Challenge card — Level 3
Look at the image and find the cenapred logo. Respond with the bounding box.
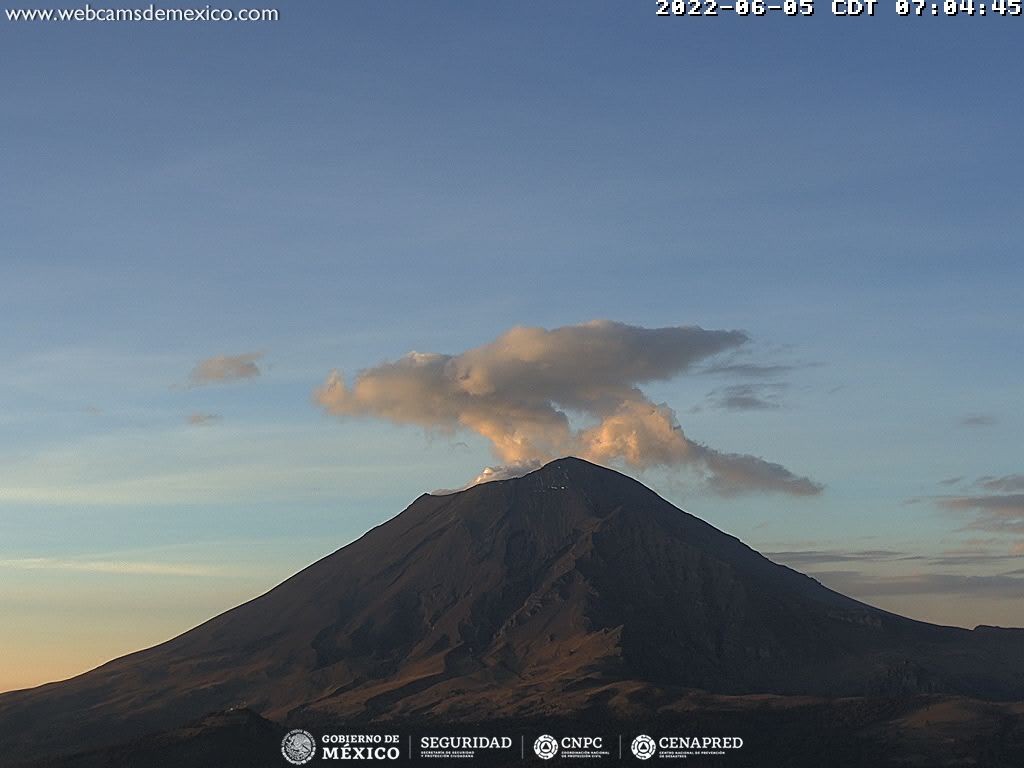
[533,734,559,760]
[631,734,657,760]
[281,729,316,765]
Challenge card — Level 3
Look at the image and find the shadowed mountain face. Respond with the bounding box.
[2,458,1024,765]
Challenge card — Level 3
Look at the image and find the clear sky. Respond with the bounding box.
[2,2,1023,693]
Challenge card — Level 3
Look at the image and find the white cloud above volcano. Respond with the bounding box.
[315,321,822,496]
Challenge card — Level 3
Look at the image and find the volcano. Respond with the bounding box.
[3,457,1024,766]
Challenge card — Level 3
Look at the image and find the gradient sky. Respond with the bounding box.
[2,2,1023,693]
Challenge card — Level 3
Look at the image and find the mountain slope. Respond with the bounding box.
[2,457,1023,764]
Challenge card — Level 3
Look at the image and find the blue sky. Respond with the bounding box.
[2,2,1023,691]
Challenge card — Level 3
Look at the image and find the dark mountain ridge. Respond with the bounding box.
[2,457,1023,765]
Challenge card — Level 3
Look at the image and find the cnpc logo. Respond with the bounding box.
[533,735,558,760]
[534,735,604,760]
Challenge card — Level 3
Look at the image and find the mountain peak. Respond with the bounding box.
[428,455,623,497]
[529,455,621,480]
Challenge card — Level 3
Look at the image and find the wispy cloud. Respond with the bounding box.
[978,474,1024,493]
[189,352,263,386]
[0,557,221,577]
[811,569,1024,598]
[941,493,1024,533]
[767,549,914,566]
[919,475,1024,535]
[187,412,221,426]
[770,543,1024,568]
[0,422,413,507]
[707,383,783,411]
[699,361,797,378]
[926,552,1024,566]
[315,321,822,496]
[960,414,996,428]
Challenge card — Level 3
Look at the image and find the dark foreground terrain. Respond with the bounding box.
[21,694,1024,767]
[4,458,1023,766]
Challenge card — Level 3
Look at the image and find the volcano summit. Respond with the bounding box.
[2,458,1023,766]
